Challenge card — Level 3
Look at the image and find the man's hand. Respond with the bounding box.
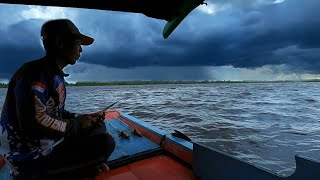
[76,111,105,129]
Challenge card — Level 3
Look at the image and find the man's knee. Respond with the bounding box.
[94,133,115,157]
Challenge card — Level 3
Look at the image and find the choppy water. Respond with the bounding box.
[1,82,320,176]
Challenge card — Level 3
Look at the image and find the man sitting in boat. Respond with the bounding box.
[0,19,115,179]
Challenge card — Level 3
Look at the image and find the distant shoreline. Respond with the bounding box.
[1,80,320,88]
[67,80,320,86]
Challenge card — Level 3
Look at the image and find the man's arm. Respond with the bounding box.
[31,80,103,138]
[62,110,77,119]
[30,80,80,138]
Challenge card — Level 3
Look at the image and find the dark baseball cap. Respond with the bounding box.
[41,19,94,45]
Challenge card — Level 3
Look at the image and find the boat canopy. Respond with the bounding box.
[0,0,205,39]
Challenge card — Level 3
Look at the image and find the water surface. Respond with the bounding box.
[1,82,320,176]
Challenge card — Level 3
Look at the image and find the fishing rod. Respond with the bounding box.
[100,101,143,137]
[97,88,142,119]
[101,88,188,138]
[100,87,141,112]
[97,89,142,136]
[96,93,133,122]
[99,88,191,141]
[101,96,128,112]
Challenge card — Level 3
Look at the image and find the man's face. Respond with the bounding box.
[62,38,82,65]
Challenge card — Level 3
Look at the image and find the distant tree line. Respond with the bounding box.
[68,81,214,86]
[0,83,8,88]
[2,80,320,88]
[66,79,320,86]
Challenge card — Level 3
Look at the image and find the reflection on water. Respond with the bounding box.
[1,82,320,176]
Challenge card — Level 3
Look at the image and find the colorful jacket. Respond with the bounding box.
[0,57,79,161]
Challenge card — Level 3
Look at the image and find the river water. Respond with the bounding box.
[1,82,320,176]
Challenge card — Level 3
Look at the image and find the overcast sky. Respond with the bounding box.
[0,0,320,82]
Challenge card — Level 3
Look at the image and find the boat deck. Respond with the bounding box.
[100,118,197,179]
[97,154,197,180]
[0,117,198,179]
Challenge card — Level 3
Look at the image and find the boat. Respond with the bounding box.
[1,110,319,179]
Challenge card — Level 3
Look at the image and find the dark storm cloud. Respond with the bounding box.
[77,0,320,73]
[0,19,45,78]
[0,0,320,80]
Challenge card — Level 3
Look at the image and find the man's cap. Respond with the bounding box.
[41,19,94,46]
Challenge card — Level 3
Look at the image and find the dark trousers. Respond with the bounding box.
[13,125,115,180]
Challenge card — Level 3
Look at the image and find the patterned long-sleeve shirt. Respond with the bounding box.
[0,57,79,161]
